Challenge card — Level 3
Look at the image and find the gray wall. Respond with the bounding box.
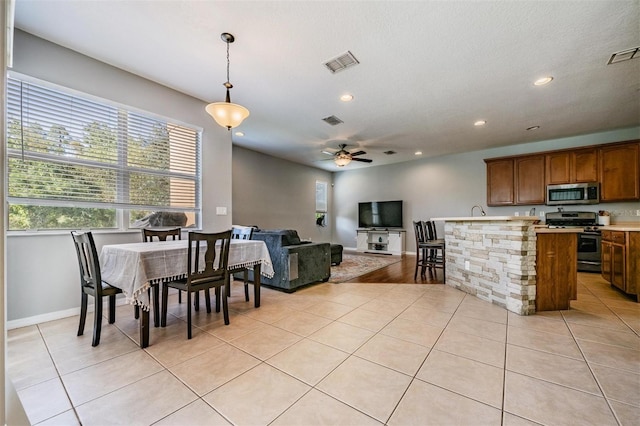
[6,31,233,323]
[333,127,640,252]
[232,146,334,243]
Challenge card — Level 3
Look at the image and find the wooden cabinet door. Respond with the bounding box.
[611,243,626,291]
[546,152,571,184]
[601,240,612,282]
[486,159,514,206]
[599,142,640,202]
[516,155,545,205]
[572,148,598,182]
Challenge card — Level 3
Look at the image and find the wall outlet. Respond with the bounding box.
[464,260,470,270]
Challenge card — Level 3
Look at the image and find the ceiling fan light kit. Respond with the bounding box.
[206,32,250,130]
[324,143,373,167]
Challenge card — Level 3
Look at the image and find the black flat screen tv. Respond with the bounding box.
[358,200,403,228]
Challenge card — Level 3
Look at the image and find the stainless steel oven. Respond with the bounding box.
[577,231,601,273]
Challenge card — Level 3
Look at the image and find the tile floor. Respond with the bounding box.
[7,273,640,425]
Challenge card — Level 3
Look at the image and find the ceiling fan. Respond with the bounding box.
[322,144,373,167]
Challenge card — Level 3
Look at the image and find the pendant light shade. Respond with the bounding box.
[334,153,352,167]
[206,33,249,130]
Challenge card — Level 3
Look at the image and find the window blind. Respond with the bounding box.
[6,77,201,213]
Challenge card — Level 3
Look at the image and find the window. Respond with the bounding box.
[315,180,328,227]
[6,75,201,230]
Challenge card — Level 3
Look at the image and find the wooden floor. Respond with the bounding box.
[346,254,444,284]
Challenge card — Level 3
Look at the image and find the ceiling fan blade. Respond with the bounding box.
[321,150,336,156]
[352,158,373,163]
[349,150,366,157]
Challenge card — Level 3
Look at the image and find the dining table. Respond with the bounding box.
[99,238,274,348]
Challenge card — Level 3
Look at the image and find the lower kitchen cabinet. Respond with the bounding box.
[536,232,577,311]
[601,230,639,298]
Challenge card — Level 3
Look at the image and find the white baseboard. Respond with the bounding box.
[7,298,130,330]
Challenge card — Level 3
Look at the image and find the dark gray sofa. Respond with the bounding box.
[245,229,331,292]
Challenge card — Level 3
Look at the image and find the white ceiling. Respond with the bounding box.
[13,0,640,171]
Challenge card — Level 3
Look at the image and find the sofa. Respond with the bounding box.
[244,229,331,292]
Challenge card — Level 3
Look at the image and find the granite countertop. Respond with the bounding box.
[599,223,640,232]
[535,227,583,234]
[431,216,539,222]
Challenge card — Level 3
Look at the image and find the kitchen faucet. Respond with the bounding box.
[471,205,486,216]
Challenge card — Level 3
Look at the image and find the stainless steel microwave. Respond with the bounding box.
[546,182,600,205]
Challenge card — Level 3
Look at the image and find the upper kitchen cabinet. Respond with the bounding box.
[599,142,640,202]
[546,148,598,184]
[486,158,514,205]
[515,155,546,205]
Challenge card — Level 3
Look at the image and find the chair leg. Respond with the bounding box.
[222,285,229,325]
[108,295,116,324]
[244,270,249,302]
[205,288,212,314]
[152,284,160,327]
[187,291,192,339]
[178,289,182,304]
[194,291,199,312]
[92,296,103,347]
[161,283,169,327]
[78,292,88,336]
[215,287,221,313]
[134,305,140,319]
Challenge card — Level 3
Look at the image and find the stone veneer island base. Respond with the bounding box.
[432,216,539,315]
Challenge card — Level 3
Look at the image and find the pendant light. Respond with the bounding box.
[205,33,250,130]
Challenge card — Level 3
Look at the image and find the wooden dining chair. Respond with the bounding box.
[424,220,446,282]
[140,227,182,325]
[229,225,255,301]
[161,230,232,338]
[413,220,429,280]
[71,231,123,346]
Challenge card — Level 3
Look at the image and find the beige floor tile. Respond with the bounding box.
[569,322,640,350]
[375,291,421,307]
[308,321,374,353]
[204,363,310,425]
[412,294,463,313]
[271,310,332,336]
[388,379,502,426]
[456,297,508,324]
[75,371,197,425]
[169,342,260,395]
[62,350,164,405]
[501,412,541,426]
[324,292,374,308]
[562,309,631,332]
[17,378,72,425]
[360,298,415,316]
[317,356,412,423]
[230,324,301,360]
[271,388,382,426]
[506,311,571,336]
[242,303,298,324]
[144,328,225,367]
[304,300,355,320]
[397,305,452,328]
[48,330,140,375]
[506,344,601,395]
[379,317,444,347]
[337,307,396,332]
[434,329,506,368]
[275,294,326,311]
[154,399,231,425]
[7,351,59,391]
[591,364,640,407]
[504,371,617,426]
[579,339,640,373]
[417,349,504,408]
[609,400,640,426]
[507,325,583,360]
[354,333,430,376]
[36,409,81,426]
[447,314,507,342]
[202,314,267,342]
[267,338,349,385]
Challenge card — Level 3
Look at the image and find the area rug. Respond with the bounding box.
[329,253,402,283]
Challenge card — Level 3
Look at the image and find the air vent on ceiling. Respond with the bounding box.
[383,150,397,155]
[607,47,639,64]
[322,115,344,126]
[324,51,359,73]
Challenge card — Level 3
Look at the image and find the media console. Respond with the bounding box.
[356,229,406,255]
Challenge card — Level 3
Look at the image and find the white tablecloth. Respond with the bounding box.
[99,239,274,309]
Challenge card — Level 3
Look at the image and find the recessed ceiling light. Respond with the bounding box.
[474,120,486,126]
[526,126,540,131]
[415,151,423,156]
[534,76,553,86]
[340,94,354,102]
[235,131,244,136]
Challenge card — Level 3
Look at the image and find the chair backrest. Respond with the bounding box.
[231,225,254,240]
[71,231,104,295]
[413,220,426,244]
[142,227,182,242]
[425,221,437,241]
[187,230,232,288]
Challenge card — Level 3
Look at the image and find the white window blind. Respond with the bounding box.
[6,77,201,215]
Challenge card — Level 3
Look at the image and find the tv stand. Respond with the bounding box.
[356,229,406,255]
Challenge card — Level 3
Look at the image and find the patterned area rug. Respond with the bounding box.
[329,253,402,283]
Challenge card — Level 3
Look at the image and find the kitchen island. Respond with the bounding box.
[431,216,580,315]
